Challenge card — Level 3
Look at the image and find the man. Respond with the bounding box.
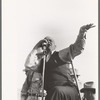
[21,39,48,100]
[80,81,96,100]
[21,23,95,100]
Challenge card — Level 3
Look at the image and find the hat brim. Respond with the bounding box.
[80,88,95,93]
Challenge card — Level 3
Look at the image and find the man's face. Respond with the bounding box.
[44,37,56,52]
[84,91,95,100]
[49,42,56,52]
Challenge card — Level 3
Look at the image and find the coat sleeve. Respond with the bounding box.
[58,32,86,62]
[24,40,45,69]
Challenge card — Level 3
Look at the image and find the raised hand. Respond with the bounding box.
[79,23,95,33]
[85,23,96,30]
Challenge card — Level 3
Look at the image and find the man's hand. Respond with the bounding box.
[79,23,95,33]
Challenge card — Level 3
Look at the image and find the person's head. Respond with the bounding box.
[80,81,96,100]
[44,36,56,52]
[83,90,95,100]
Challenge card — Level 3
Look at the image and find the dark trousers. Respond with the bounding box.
[45,86,80,100]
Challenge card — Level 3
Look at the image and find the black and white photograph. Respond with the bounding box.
[2,0,98,100]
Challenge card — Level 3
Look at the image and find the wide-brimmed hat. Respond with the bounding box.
[80,81,95,94]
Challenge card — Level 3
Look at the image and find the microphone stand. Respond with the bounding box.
[41,45,47,100]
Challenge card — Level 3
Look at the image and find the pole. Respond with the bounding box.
[70,61,81,100]
[41,46,47,100]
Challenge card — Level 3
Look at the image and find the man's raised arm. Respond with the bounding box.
[59,24,95,62]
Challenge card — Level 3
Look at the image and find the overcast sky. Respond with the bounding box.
[2,0,98,100]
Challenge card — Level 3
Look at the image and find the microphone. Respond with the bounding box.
[42,42,48,47]
[42,41,49,51]
[42,38,50,48]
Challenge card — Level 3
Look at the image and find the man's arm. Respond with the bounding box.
[24,39,46,70]
[59,24,95,62]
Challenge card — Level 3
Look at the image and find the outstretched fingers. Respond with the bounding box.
[85,23,96,30]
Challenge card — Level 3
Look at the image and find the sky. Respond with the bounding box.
[2,0,98,100]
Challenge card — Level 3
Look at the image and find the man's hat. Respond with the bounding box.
[80,81,96,94]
